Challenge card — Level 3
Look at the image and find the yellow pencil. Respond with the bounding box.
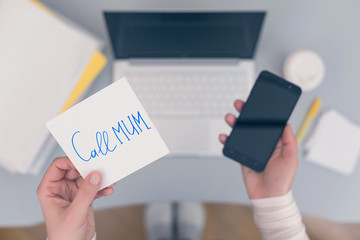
[296,97,322,145]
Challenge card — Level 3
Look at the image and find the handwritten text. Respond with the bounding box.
[71,111,151,162]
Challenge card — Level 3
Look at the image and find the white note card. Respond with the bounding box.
[46,78,169,189]
[305,109,360,175]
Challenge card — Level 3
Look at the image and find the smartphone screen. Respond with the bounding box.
[223,71,301,172]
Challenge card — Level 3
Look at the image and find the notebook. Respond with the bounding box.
[305,109,360,175]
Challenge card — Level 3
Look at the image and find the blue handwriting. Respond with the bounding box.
[71,111,151,162]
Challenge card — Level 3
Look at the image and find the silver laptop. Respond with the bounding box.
[104,12,265,156]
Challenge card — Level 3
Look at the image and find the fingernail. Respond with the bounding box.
[90,172,100,186]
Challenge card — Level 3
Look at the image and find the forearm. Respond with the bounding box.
[251,190,309,240]
[47,233,96,240]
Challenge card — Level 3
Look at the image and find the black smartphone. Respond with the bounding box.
[223,71,302,172]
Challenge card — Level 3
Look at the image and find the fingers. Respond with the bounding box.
[281,124,296,146]
[96,187,114,199]
[281,124,298,159]
[76,177,115,189]
[76,177,116,199]
[42,157,76,183]
[225,100,245,127]
[219,100,244,145]
[69,171,102,222]
[234,99,245,112]
[96,182,116,198]
[219,134,227,144]
[75,176,84,188]
[225,99,244,127]
[225,113,237,127]
[100,188,114,197]
[65,168,80,181]
[218,114,235,144]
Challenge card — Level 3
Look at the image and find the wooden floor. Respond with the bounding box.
[1,203,360,240]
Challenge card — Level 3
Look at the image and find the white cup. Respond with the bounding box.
[284,50,325,91]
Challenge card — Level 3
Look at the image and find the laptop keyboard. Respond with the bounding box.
[125,71,249,117]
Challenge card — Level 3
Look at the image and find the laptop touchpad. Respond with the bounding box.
[153,119,210,154]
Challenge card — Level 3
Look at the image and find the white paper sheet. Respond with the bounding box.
[46,78,169,189]
[0,0,98,173]
[305,109,360,175]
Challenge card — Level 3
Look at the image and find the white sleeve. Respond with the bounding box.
[251,190,309,240]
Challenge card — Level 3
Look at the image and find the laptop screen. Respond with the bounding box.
[104,12,265,59]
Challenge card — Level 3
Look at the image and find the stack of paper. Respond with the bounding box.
[0,0,107,174]
[305,109,360,175]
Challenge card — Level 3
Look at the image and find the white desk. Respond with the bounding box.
[1,0,360,226]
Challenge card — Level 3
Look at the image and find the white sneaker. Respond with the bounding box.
[145,203,172,240]
[177,202,205,240]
